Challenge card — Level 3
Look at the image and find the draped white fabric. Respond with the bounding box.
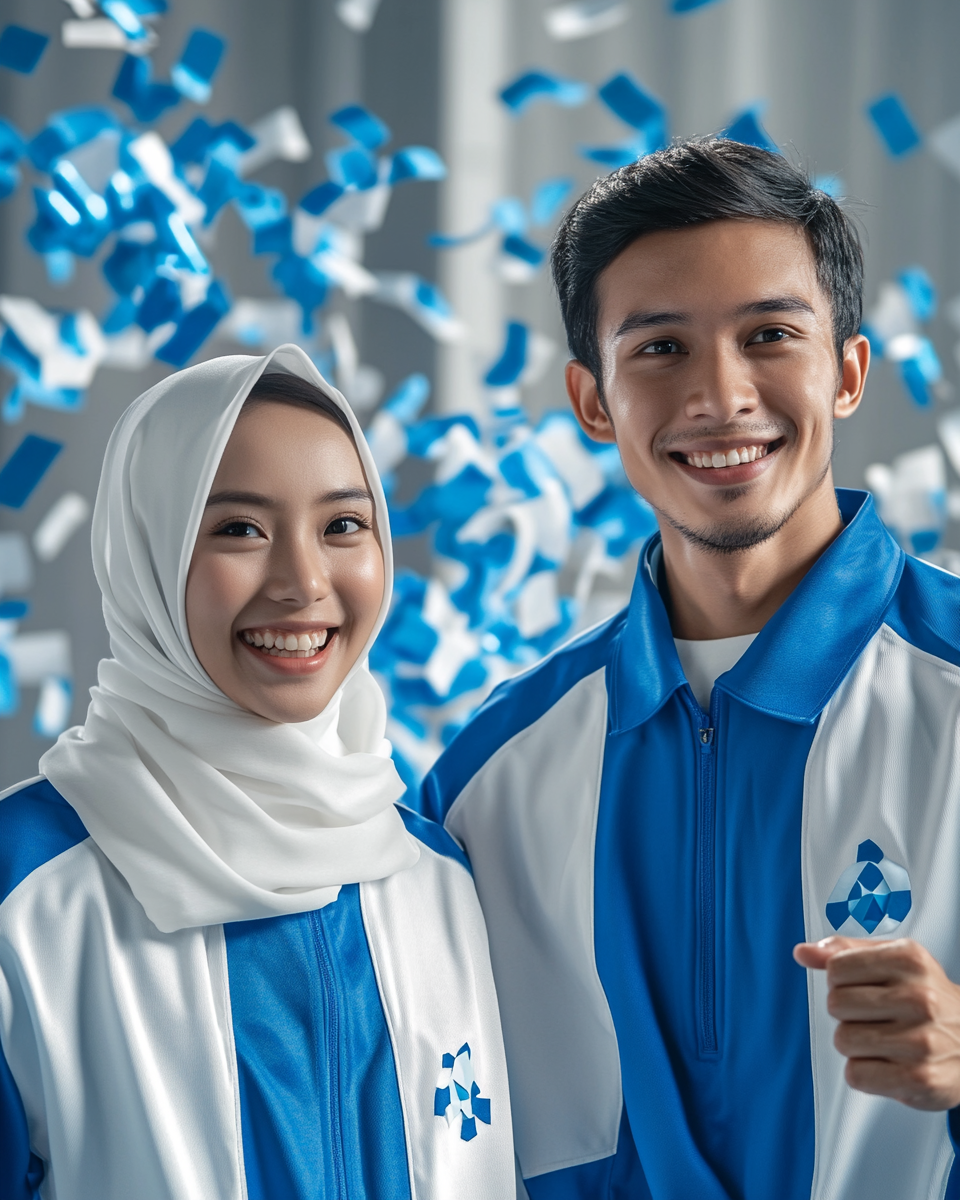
[41,344,418,933]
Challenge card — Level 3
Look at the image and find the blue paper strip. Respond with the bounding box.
[300,180,345,216]
[326,145,378,190]
[0,434,63,509]
[721,108,779,153]
[113,56,181,124]
[898,266,936,321]
[171,29,225,104]
[867,94,921,157]
[670,0,724,11]
[499,70,589,114]
[0,26,49,75]
[530,177,573,226]
[485,322,528,386]
[330,104,391,151]
[389,146,446,184]
[154,279,230,367]
[597,73,666,139]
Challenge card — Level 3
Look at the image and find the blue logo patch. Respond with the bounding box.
[826,839,911,935]
[434,1043,491,1142]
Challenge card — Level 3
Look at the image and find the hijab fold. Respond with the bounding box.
[41,344,418,934]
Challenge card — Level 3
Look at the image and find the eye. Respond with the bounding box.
[640,338,684,355]
[749,327,789,344]
[215,519,263,538]
[326,516,364,536]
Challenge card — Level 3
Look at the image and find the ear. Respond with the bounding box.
[566,360,617,443]
[834,333,870,420]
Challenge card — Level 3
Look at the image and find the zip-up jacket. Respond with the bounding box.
[421,489,960,1200]
[0,783,515,1199]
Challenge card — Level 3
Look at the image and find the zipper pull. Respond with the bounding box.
[699,727,714,746]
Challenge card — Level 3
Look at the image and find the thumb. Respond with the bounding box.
[793,937,851,969]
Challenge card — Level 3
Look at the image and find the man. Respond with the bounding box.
[420,139,960,1199]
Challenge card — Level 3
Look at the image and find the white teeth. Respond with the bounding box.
[242,628,333,658]
[685,444,769,468]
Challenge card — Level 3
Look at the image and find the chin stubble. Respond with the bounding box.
[659,438,834,557]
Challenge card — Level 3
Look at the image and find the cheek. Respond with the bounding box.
[338,547,385,633]
[185,552,259,646]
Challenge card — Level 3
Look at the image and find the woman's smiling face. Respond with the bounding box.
[185,398,385,724]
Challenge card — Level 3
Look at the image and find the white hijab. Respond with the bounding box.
[41,344,418,934]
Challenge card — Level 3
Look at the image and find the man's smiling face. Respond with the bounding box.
[569,218,866,553]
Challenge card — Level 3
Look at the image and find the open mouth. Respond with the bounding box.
[238,627,336,659]
[670,437,785,470]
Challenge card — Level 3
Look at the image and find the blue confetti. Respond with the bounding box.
[898,266,936,322]
[0,434,63,509]
[501,234,545,268]
[530,177,573,226]
[670,0,725,10]
[867,94,921,157]
[499,70,589,115]
[101,0,167,41]
[171,29,226,105]
[385,373,431,423]
[485,322,528,387]
[721,107,779,153]
[813,174,844,199]
[330,104,391,150]
[300,180,346,216]
[0,600,28,620]
[0,26,49,75]
[597,74,666,146]
[154,280,231,368]
[326,144,379,190]
[389,146,446,184]
[0,653,17,717]
[112,55,181,124]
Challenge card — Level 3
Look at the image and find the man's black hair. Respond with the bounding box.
[551,138,864,398]
[244,371,354,437]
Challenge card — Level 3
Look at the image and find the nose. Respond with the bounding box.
[683,341,760,423]
[265,530,331,607]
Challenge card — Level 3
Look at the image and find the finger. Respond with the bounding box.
[834,1018,942,1063]
[825,940,936,989]
[794,937,863,969]
[845,1056,956,1110]
[828,982,941,1024]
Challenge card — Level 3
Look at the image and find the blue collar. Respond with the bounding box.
[608,489,905,731]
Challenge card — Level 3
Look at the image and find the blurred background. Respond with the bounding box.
[2,0,959,789]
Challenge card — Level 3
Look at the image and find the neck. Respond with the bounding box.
[660,475,844,640]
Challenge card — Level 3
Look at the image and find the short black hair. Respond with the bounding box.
[244,371,354,437]
[551,138,863,397]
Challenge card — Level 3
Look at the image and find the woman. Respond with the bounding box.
[0,345,516,1199]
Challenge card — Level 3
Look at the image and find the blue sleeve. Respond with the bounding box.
[0,1036,44,1199]
[945,1110,960,1199]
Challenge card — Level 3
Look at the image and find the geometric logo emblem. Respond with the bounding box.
[825,839,912,935]
[434,1042,491,1142]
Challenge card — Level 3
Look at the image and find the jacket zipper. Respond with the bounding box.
[311,909,347,1199]
[697,699,719,1057]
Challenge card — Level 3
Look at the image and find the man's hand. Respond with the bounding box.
[793,937,960,1110]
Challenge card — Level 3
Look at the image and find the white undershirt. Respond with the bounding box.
[674,633,758,712]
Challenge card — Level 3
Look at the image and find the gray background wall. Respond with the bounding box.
[2,0,959,786]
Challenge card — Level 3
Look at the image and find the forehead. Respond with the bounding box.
[595,219,824,332]
[216,401,366,484]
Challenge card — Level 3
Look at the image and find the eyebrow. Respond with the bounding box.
[205,487,374,508]
[612,294,817,340]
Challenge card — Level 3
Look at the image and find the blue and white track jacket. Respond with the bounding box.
[421,489,960,1200]
[0,783,516,1199]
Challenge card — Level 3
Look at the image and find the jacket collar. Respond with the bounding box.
[609,489,905,732]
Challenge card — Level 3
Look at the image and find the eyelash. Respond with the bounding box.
[638,326,791,355]
[212,513,372,538]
